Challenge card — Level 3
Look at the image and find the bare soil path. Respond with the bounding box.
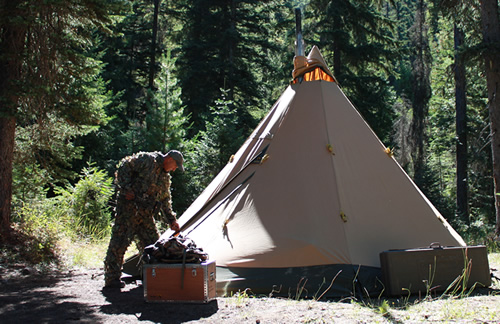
[1,264,500,323]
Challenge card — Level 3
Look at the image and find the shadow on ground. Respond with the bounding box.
[0,268,219,324]
[0,271,103,324]
[101,286,219,323]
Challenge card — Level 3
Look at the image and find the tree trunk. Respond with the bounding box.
[333,40,341,79]
[454,24,469,224]
[331,1,342,79]
[0,0,27,239]
[411,0,431,184]
[0,118,16,239]
[479,0,500,237]
[148,0,160,90]
[228,0,236,102]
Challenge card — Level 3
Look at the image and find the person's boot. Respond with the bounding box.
[104,274,125,289]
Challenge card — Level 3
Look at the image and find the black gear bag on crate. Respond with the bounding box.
[142,235,215,303]
[143,235,208,264]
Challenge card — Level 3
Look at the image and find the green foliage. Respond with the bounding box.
[455,218,499,252]
[172,89,247,214]
[13,0,120,124]
[8,164,113,265]
[4,0,498,244]
[377,299,391,316]
[10,204,62,264]
[97,0,153,129]
[94,6,189,167]
[426,9,493,235]
[7,0,121,229]
[50,164,114,240]
[96,0,188,158]
[173,0,283,136]
[136,53,189,152]
[13,115,96,202]
[191,90,245,186]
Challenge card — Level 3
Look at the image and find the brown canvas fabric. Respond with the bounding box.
[161,47,464,273]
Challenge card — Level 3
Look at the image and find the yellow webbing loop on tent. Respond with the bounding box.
[326,144,334,155]
[260,154,269,164]
[340,211,347,223]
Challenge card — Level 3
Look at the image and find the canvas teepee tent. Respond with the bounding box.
[161,46,465,297]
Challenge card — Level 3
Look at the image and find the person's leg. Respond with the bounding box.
[135,210,160,253]
[104,210,133,287]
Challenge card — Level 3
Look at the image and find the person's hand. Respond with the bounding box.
[125,191,135,200]
[171,221,180,233]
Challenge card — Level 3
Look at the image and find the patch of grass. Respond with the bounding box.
[58,236,108,268]
[2,222,137,272]
[356,290,500,323]
[353,251,500,323]
[398,296,500,322]
[295,277,308,300]
[376,299,390,315]
[228,289,254,307]
[351,251,496,324]
[59,236,139,269]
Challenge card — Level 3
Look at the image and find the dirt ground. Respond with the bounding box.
[1,263,500,324]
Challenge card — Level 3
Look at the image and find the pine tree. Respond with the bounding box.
[0,0,123,238]
[409,0,432,187]
[98,0,155,154]
[94,0,181,163]
[173,0,281,137]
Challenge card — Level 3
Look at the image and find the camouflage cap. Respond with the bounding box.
[166,150,185,172]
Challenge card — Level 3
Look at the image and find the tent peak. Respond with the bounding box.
[292,45,336,83]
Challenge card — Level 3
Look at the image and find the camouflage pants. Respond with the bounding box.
[104,200,159,285]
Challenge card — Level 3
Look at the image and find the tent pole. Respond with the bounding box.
[295,8,305,57]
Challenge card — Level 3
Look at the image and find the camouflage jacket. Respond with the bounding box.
[115,151,176,225]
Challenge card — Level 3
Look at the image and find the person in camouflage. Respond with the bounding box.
[104,150,183,288]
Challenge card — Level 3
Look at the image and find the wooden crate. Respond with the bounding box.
[380,245,491,296]
[143,260,216,303]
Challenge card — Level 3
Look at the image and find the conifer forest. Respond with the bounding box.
[0,0,499,253]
